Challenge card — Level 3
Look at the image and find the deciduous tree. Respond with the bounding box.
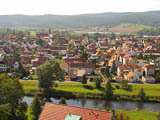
[37,59,64,90]
[0,74,27,120]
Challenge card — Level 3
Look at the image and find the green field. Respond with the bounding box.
[20,81,160,97]
[127,110,158,120]
[30,31,36,36]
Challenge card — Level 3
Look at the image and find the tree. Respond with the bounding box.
[157,111,160,120]
[120,80,129,89]
[155,70,160,83]
[31,94,42,120]
[93,77,102,89]
[53,38,59,45]
[105,66,110,77]
[111,61,117,74]
[0,74,27,120]
[0,104,10,120]
[58,97,67,104]
[81,75,87,84]
[143,71,146,76]
[79,51,88,59]
[37,59,64,90]
[138,88,146,101]
[14,63,30,79]
[36,38,44,46]
[105,80,114,100]
[138,52,143,59]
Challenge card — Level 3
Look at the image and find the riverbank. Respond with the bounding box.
[20,81,160,102]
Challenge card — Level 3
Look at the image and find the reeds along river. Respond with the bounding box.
[24,97,160,111]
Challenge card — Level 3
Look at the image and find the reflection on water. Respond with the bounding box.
[24,97,160,111]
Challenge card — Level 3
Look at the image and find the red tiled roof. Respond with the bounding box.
[143,64,156,70]
[39,102,112,120]
[119,65,142,70]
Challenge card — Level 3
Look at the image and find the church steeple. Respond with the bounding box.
[49,27,51,34]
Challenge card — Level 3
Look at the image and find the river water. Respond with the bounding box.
[24,97,160,111]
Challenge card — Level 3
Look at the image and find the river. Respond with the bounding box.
[24,97,160,111]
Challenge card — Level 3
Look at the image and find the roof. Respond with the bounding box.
[143,64,156,70]
[114,76,123,79]
[65,58,86,63]
[70,63,94,68]
[51,46,67,51]
[119,65,142,70]
[125,73,134,78]
[39,102,112,120]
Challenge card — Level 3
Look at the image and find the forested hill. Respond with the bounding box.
[0,11,160,28]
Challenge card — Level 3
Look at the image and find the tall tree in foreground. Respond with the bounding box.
[105,80,114,100]
[0,104,10,120]
[138,88,146,101]
[37,59,64,90]
[0,74,27,120]
[31,94,42,120]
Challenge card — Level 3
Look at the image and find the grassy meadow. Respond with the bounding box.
[20,81,160,97]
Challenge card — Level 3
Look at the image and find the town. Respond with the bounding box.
[0,27,160,120]
[0,28,159,84]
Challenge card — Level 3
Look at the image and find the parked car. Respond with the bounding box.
[22,77,29,80]
[58,78,64,82]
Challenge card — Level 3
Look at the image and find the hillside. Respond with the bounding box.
[0,11,160,28]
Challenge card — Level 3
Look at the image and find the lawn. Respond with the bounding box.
[21,81,38,90]
[20,81,160,97]
[30,31,36,36]
[54,59,64,64]
[127,110,158,120]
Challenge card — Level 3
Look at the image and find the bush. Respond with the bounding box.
[115,85,120,89]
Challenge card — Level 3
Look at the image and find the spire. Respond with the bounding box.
[49,27,51,34]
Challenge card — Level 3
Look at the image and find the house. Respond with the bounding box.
[4,58,19,69]
[114,76,124,82]
[117,65,142,77]
[69,63,94,74]
[39,102,112,120]
[65,58,86,64]
[142,76,155,83]
[0,61,7,72]
[51,46,67,56]
[143,64,156,76]
[99,43,108,49]
[124,72,140,83]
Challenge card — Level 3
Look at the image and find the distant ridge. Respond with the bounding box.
[0,11,160,28]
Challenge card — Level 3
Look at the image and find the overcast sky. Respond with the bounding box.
[0,0,160,15]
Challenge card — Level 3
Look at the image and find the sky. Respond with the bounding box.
[0,0,160,15]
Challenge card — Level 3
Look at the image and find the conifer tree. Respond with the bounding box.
[105,80,113,100]
[31,94,41,120]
